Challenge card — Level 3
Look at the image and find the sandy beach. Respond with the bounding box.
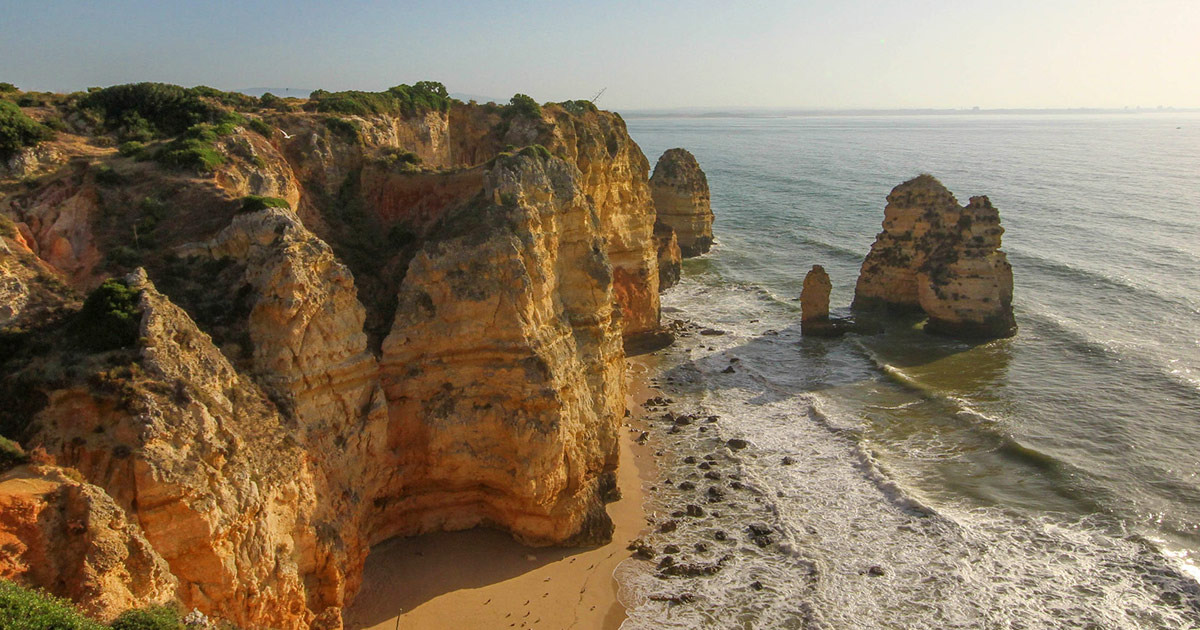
[343,358,660,630]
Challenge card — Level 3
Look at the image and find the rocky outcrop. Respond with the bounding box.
[650,148,713,257]
[376,153,624,545]
[654,221,681,290]
[0,93,690,628]
[852,175,1016,338]
[0,467,178,622]
[800,265,832,336]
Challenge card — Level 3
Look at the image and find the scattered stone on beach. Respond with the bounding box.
[657,555,732,579]
[707,415,719,422]
[721,366,736,373]
[659,520,678,533]
[685,504,705,517]
[694,542,710,553]
[658,556,676,569]
[730,481,744,490]
[636,431,649,444]
[683,456,697,464]
[648,592,697,605]
[750,580,764,591]
[781,456,796,465]
[726,438,749,451]
[699,328,726,336]
[698,462,711,470]
[706,486,725,502]
[748,523,773,536]
[866,565,886,577]
[674,416,692,426]
[704,471,722,481]
[678,481,696,490]
[663,544,681,554]
[713,530,728,541]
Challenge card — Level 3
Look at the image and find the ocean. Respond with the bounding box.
[614,113,1200,629]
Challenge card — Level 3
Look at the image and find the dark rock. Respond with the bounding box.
[678,481,696,490]
[658,556,676,569]
[704,471,722,481]
[625,330,676,356]
[748,523,773,536]
[683,455,697,464]
[781,456,796,465]
[706,486,725,502]
[726,438,749,451]
[713,530,727,541]
[694,542,709,553]
[699,328,726,336]
[721,366,736,374]
[750,580,764,591]
[685,504,705,517]
[648,593,696,604]
[698,462,711,470]
[867,565,886,577]
[658,520,678,533]
[636,431,649,444]
[663,544,681,554]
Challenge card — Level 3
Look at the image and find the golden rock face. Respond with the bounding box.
[650,148,713,258]
[853,175,1016,339]
[0,102,661,628]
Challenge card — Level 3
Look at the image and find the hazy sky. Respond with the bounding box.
[1,0,1197,110]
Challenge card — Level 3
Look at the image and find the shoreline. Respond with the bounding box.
[342,357,660,630]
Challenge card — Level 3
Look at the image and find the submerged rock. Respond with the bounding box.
[853,174,1016,338]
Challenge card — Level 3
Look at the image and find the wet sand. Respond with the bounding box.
[343,358,659,630]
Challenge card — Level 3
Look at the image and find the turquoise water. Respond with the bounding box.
[616,113,1200,628]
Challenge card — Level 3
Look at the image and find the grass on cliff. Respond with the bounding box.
[0,436,28,473]
[308,81,454,117]
[153,118,243,173]
[239,195,290,213]
[0,580,103,630]
[0,100,55,160]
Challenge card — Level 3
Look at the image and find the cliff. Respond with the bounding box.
[852,175,1016,339]
[649,148,713,257]
[0,85,678,628]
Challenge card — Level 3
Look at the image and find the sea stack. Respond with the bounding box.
[852,174,1016,338]
[800,265,833,335]
[650,148,714,257]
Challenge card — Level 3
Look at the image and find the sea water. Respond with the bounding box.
[614,113,1200,629]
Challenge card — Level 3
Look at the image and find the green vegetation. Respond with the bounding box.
[154,123,227,173]
[0,580,103,630]
[0,436,28,473]
[187,85,257,111]
[70,279,142,352]
[506,93,542,119]
[0,213,16,238]
[108,605,180,630]
[80,83,226,138]
[247,118,273,137]
[118,141,149,159]
[308,81,453,117]
[105,246,142,269]
[376,146,421,170]
[258,92,292,112]
[239,195,290,213]
[518,144,552,160]
[558,99,598,116]
[0,100,54,159]
[323,116,360,143]
[93,165,124,186]
[0,83,17,93]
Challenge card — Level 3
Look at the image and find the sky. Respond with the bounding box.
[1,0,1198,110]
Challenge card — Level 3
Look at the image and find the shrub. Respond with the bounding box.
[105,246,141,269]
[506,93,542,119]
[154,124,225,172]
[0,579,102,630]
[187,85,257,110]
[0,436,28,473]
[80,83,224,137]
[70,278,142,352]
[93,165,123,186]
[109,605,180,630]
[212,112,244,137]
[518,144,552,160]
[259,92,292,112]
[559,99,598,116]
[323,116,360,143]
[118,141,148,159]
[0,100,54,159]
[376,146,421,169]
[0,83,17,93]
[247,118,273,137]
[239,195,290,213]
[309,81,453,117]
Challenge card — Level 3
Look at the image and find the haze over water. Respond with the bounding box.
[616,113,1200,628]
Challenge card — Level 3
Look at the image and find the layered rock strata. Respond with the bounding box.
[649,148,713,257]
[0,96,674,628]
[852,175,1016,338]
[800,265,833,336]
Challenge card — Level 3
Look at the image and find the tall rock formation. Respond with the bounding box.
[0,89,663,628]
[852,175,1016,338]
[800,265,833,336]
[653,221,681,290]
[650,148,713,257]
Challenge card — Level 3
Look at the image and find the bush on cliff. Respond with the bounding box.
[0,436,28,473]
[0,100,55,160]
[108,605,181,630]
[506,93,542,119]
[70,279,142,352]
[153,122,229,173]
[309,81,453,117]
[558,99,598,116]
[239,195,290,213]
[80,83,225,138]
[0,580,102,630]
[247,117,273,137]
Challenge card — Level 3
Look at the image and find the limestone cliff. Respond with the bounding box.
[653,221,681,290]
[649,148,713,257]
[0,86,679,628]
[852,175,1016,338]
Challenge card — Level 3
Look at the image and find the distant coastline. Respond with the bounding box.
[621,106,1200,119]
